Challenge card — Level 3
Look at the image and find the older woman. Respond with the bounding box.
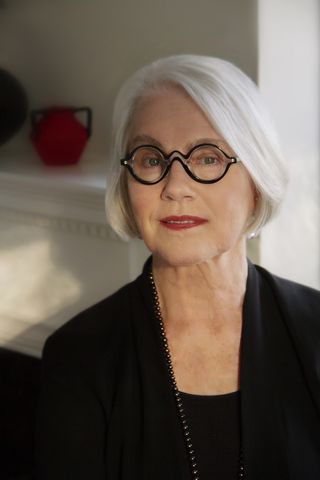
[36,55,320,480]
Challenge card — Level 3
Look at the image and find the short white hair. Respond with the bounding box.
[105,54,288,240]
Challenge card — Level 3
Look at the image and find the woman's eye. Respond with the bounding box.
[190,148,224,166]
[194,155,220,166]
[202,156,217,165]
[143,157,161,168]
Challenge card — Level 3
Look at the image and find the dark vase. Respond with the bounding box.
[0,68,28,146]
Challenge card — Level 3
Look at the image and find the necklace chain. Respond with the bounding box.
[149,268,245,480]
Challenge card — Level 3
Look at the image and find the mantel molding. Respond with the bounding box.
[0,160,122,240]
[0,169,107,220]
[0,206,118,240]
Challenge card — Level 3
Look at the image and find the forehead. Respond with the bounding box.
[127,87,227,152]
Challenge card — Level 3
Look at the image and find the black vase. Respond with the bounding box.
[0,68,28,146]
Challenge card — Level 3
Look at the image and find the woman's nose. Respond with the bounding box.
[161,159,195,201]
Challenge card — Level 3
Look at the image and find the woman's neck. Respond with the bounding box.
[152,241,248,329]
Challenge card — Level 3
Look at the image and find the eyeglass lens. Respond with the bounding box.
[130,145,230,182]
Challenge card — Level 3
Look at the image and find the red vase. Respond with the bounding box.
[30,107,92,166]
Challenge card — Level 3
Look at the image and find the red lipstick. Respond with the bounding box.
[160,215,208,230]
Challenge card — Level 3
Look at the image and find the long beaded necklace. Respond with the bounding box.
[149,268,245,480]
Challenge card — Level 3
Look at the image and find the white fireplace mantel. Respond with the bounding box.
[0,152,113,236]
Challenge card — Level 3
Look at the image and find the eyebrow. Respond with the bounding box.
[129,135,163,151]
[128,134,229,153]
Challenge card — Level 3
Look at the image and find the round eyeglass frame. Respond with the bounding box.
[120,143,241,185]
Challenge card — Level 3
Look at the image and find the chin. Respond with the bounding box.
[152,244,228,268]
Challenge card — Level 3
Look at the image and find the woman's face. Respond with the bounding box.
[126,87,256,267]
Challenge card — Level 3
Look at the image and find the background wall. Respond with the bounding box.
[258,0,320,289]
[0,0,258,357]
[0,0,257,156]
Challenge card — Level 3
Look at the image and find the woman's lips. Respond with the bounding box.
[159,215,208,230]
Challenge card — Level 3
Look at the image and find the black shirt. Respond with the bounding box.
[180,390,241,479]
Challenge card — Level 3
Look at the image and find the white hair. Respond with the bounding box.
[105,54,288,240]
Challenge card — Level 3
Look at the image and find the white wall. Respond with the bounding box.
[0,0,257,157]
[258,0,320,288]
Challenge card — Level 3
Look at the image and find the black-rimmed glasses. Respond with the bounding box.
[120,143,240,185]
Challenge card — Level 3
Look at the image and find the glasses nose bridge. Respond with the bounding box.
[166,150,189,169]
[163,151,192,182]
[167,149,187,162]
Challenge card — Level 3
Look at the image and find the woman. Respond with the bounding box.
[36,55,320,480]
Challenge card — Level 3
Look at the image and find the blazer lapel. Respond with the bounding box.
[241,262,320,479]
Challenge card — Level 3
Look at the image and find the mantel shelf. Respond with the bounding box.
[0,152,108,225]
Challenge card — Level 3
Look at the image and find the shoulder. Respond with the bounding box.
[55,278,138,335]
[252,264,320,406]
[42,275,144,372]
[253,264,320,357]
[255,264,320,316]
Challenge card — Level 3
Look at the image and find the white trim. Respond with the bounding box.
[0,207,119,240]
[0,153,118,230]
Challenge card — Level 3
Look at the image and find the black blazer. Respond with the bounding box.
[35,259,320,479]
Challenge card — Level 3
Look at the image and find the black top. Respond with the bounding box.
[180,390,241,479]
[35,259,320,480]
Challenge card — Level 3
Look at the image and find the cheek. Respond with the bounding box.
[127,181,155,229]
[232,185,255,230]
[212,175,255,229]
